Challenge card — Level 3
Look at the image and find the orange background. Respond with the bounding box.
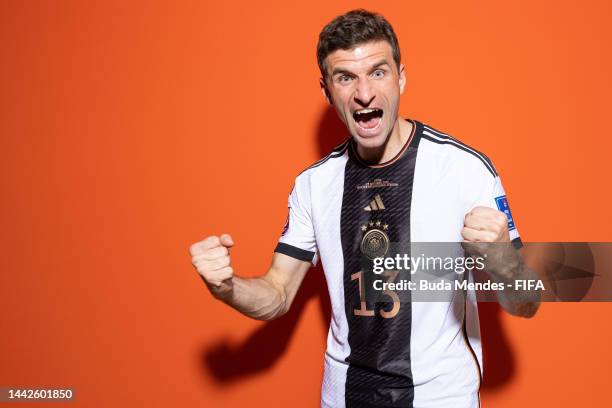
[1,1,611,407]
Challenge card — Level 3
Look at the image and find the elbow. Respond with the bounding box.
[511,300,541,318]
[253,306,288,322]
[519,290,543,318]
[502,286,542,318]
[253,280,289,321]
[268,292,290,320]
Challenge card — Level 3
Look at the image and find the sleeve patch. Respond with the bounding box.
[495,195,516,231]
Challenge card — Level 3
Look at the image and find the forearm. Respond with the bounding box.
[207,274,288,321]
[489,248,542,317]
[191,237,308,321]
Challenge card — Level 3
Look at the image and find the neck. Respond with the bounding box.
[356,117,412,164]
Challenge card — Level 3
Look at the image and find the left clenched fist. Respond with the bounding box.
[462,206,510,243]
[462,206,520,282]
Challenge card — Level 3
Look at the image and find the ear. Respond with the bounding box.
[320,78,332,105]
[399,64,406,95]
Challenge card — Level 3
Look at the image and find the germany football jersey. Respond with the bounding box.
[275,119,521,408]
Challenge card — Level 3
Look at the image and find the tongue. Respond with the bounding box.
[357,116,381,129]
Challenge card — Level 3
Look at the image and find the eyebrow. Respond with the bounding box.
[371,59,391,70]
[331,59,391,77]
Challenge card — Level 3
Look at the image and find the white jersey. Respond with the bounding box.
[275,119,521,408]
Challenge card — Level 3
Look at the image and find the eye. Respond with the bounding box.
[372,69,386,79]
[338,74,353,83]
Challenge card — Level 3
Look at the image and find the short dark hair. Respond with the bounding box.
[317,9,401,80]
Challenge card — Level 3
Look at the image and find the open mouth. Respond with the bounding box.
[353,108,384,131]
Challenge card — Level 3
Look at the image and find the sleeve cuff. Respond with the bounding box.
[274,242,316,263]
[511,237,523,250]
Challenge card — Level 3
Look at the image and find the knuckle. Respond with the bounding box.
[203,248,217,258]
[208,247,226,259]
[190,235,222,255]
[472,206,484,214]
[189,243,201,256]
[192,253,209,264]
[194,259,208,269]
[204,271,221,284]
[204,235,220,247]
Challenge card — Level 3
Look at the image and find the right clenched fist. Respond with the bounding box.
[190,234,235,293]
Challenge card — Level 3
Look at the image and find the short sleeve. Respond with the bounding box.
[274,176,318,264]
[471,174,522,249]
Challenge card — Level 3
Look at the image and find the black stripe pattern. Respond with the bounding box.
[421,126,498,177]
[298,139,350,176]
[341,124,422,407]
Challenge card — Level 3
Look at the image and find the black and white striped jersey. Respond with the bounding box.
[275,119,521,408]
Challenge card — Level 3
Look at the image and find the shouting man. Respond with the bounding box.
[190,9,540,408]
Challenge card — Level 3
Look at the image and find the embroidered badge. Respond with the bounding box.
[495,195,516,231]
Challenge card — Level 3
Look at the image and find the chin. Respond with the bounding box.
[353,135,385,149]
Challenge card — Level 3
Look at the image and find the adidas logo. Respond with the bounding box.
[364,194,385,211]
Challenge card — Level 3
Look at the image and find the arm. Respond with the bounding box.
[190,234,311,321]
[480,244,542,318]
[462,207,541,318]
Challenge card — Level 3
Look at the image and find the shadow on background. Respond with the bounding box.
[203,264,331,385]
[315,106,348,157]
[479,302,515,390]
[481,242,597,389]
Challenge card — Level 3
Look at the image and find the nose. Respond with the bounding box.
[354,77,375,107]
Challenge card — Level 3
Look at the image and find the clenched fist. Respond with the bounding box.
[462,206,510,243]
[462,206,518,281]
[190,234,235,294]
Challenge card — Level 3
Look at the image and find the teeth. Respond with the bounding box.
[355,108,381,115]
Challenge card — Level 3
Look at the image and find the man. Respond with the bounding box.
[190,9,540,408]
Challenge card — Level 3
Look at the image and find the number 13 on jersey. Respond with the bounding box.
[351,270,400,318]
